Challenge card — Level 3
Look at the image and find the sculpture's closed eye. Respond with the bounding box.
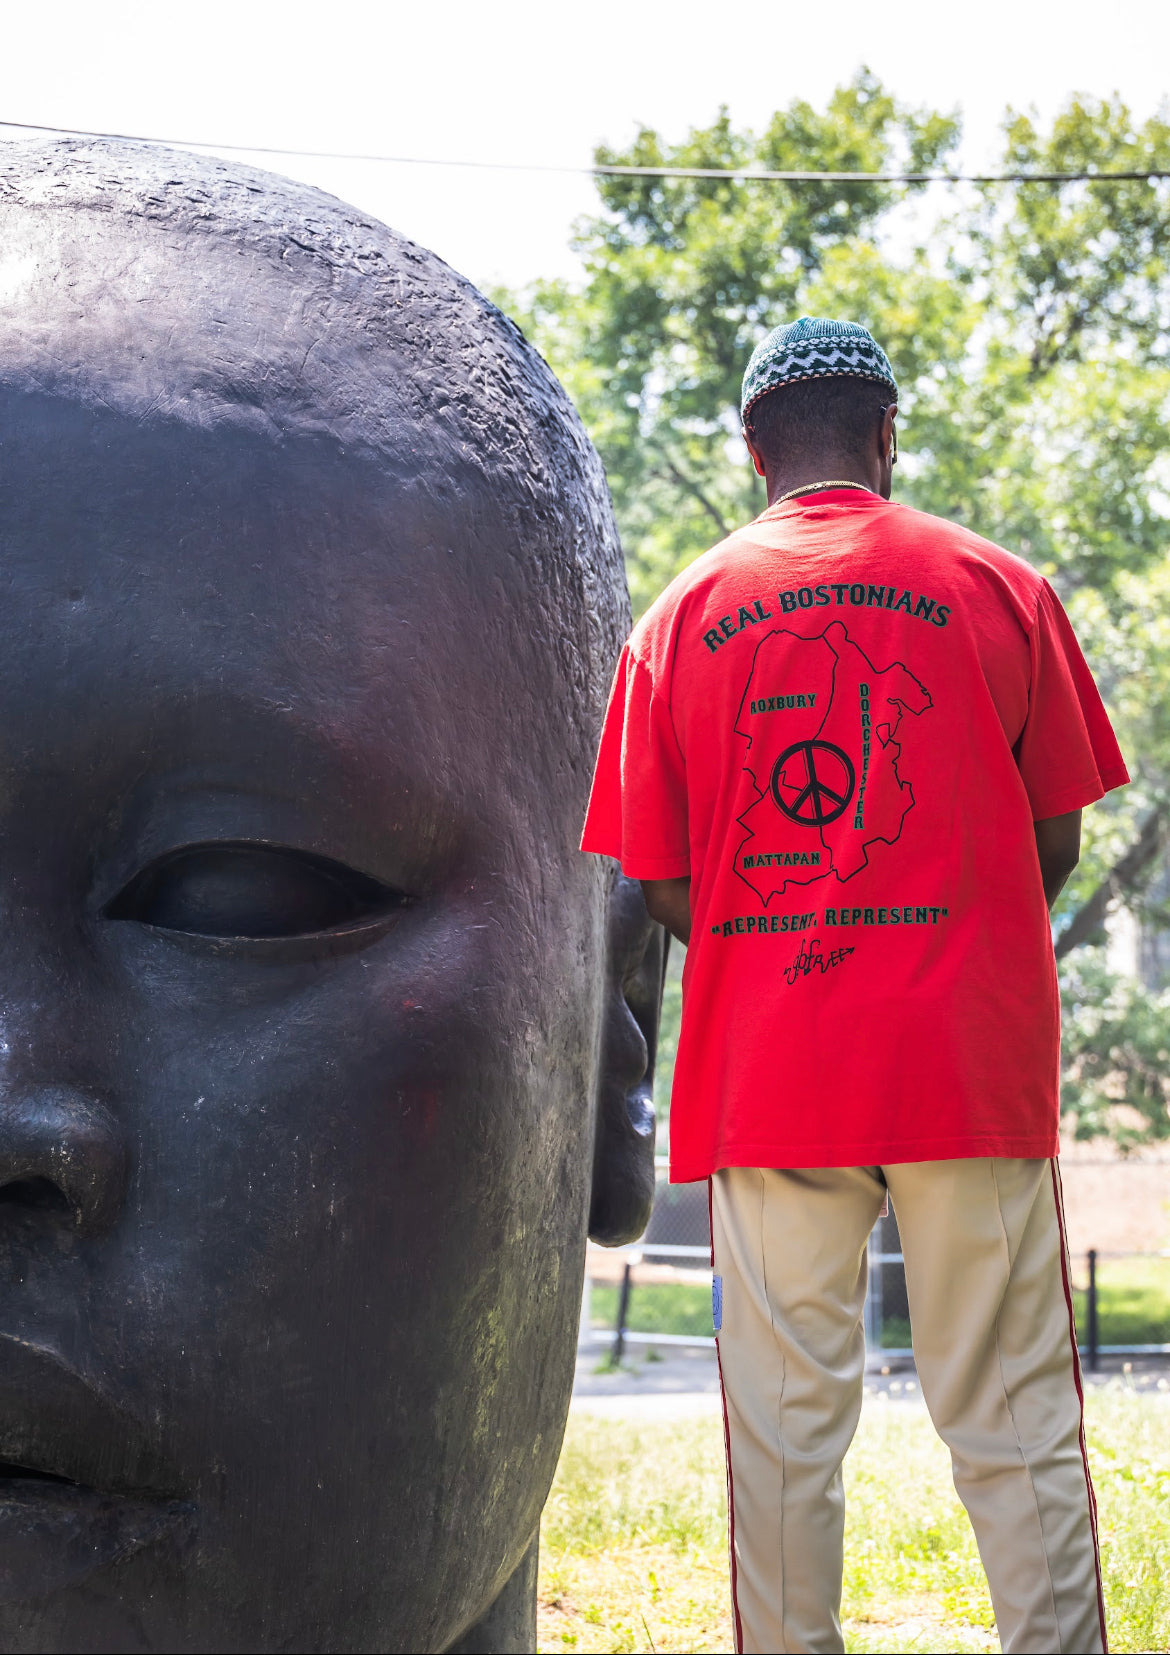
[104,842,409,940]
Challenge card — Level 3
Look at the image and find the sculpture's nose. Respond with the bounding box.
[0,1089,128,1236]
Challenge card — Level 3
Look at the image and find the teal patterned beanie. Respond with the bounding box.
[741,316,897,426]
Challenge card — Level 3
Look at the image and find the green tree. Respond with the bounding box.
[504,70,958,613]
[901,96,1170,601]
[1060,949,1170,1150]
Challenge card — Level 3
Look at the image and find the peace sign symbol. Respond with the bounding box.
[771,740,856,827]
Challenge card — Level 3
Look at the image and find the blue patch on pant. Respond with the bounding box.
[712,1273,723,1333]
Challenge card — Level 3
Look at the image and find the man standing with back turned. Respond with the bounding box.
[582,316,1128,1654]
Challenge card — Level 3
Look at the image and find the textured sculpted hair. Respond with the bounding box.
[747,375,893,469]
[0,138,629,763]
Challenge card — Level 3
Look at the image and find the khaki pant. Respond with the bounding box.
[711,1160,1106,1655]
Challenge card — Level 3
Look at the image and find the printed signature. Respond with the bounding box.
[783,937,856,985]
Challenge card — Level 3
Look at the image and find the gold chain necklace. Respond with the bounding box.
[774,479,872,506]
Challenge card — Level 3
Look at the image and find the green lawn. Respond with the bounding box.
[1073,1256,1170,1346]
[591,1258,1170,1349]
[591,1281,714,1339]
[539,1387,1170,1653]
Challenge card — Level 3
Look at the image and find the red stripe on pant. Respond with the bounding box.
[709,1177,745,1654]
[716,1341,745,1654]
[1050,1159,1109,1653]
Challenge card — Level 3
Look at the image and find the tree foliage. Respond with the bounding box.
[499,78,1170,1148]
[1061,950,1170,1150]
[505,71,960,613]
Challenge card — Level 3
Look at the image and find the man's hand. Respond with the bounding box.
[641,876,692,946]
[1035,810,1081,912]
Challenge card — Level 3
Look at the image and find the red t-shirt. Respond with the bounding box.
[582,490,1128,1181]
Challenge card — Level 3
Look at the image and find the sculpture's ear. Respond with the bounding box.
[589,874,666,1245]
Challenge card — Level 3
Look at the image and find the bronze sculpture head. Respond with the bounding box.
[0,139,659,1652]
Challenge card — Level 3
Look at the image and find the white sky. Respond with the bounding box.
[1,0,1168,292]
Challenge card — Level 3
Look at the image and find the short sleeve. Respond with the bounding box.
[1015,581,1129,819]
[580,647,690,877]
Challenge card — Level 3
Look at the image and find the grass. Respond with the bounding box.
[591,1281,714,1339]
[539,1413,729,1653]
[1072,1256,1170,1346]
[591,1259,1170,1348]
[538,1385,1170,1653]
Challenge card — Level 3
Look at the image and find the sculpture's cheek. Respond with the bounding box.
[45,880,597,1649]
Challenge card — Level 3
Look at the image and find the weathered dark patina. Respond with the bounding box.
[0,139,659,1653]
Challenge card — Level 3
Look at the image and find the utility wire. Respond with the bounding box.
[1,117,1169,185]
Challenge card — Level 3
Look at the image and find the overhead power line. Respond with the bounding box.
[2,117,1168,185]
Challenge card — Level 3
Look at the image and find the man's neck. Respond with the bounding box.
[763,458,879,508]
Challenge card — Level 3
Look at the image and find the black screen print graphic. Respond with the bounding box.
[771,740,856,827]
[733,620,932,902]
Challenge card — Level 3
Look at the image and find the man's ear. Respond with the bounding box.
[589,875,666,1246]
[743,426,766,478]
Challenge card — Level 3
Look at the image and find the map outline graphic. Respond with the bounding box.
[732,621,933,903]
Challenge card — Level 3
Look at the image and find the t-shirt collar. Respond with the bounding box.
[759,486,888,523]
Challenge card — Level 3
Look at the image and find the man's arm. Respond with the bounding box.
[641,877,692,946]
[1035,809,1081,912]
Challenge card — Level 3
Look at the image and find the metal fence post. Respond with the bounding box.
[612,1259,633,1366]
[1087,1249,1099,1374]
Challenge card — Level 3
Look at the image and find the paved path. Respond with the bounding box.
[572,1344,721,1419]
[571,1342,1170,1422]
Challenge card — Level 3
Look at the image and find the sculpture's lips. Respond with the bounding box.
[0,1336,193,1601]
